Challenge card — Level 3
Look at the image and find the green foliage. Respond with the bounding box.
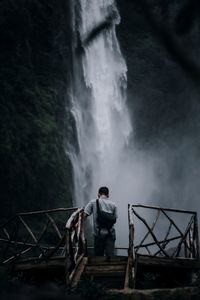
[0,0,73,220]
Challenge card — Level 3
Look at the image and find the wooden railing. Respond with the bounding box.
[0,206,87,286]
[124,204,136,289]
[2,203,198,289]
[126,204,199,288]
[0,207,78,265]
[65,208,87,285]
[131,204,199,259]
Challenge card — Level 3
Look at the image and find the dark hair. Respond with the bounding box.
[98,186,109,196]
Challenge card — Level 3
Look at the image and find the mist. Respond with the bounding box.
[117,0,200,219]
[67,0,200,250]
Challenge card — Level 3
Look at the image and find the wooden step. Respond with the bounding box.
[85,256,127,277]
[85,266,126,277]
[82,256,127,289]
[87,255,127,265]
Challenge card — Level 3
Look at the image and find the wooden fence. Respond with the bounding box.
[129,204,199,259]
[0,207,78,265]
[0,206,87,286]
[127,204,199,288]
[1,204,199,289]
[65,208,87,285]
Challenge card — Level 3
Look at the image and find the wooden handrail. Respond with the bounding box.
[125,204,136,289]
[64,208,87,286]
[18,207,78,216]
[129,204,199,259]
[0,207,79,264]
[131,204,197,215]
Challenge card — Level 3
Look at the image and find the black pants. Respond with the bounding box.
[94,232,115,256]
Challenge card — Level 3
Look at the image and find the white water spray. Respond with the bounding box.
[67,0,157,248]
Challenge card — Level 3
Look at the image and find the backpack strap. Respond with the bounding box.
[96,199,111,236]
[96,199,101,235]
[96,198,100,213]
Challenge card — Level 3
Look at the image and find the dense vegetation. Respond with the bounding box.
[1,0,200,220]
[117,0,200,147]
[0,0,72,220]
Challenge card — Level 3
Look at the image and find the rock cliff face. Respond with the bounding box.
[117,0,200,146]
[1,1,200,219]
[116,0,200,210]
[0,0,73,220]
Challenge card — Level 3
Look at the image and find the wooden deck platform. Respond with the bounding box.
[137,255,200,269]
[13,254,200,289]
[13,255,129,289]
[1,204,200,290]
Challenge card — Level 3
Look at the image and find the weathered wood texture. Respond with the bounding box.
[137,254,200,269]
[84,255,128,290]
[1,204,200,291]
[64,208,86,285]
[130,204,199,260]
[127,204,136,289]
[0,207,78,265]
[14,257,66,271]
[70,257,88,287]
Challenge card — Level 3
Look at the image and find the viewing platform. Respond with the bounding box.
[0,204,200,290]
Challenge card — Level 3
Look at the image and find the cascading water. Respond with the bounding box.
[66,0,189,252]
[67,0,141,248]
[68,0,132,199]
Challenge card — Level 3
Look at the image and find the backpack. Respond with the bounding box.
[96,199,116,230]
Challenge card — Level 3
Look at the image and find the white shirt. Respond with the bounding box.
[84,195,118,236]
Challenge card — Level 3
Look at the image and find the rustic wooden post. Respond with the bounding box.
[79,210,87,256]
[127,204,135,288]
[194,213,199,259]
[65,228,71,286]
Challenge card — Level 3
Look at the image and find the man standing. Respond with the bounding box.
[84,186,117,256]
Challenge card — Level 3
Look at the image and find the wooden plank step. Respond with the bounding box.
[87,255,127,265]
[85,264,126,277]
[89,277,125,289]
[137,255,200,269]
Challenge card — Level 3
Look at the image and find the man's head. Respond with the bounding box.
[98,186,109,198]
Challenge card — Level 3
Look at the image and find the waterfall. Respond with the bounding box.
[67,0,134,248]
